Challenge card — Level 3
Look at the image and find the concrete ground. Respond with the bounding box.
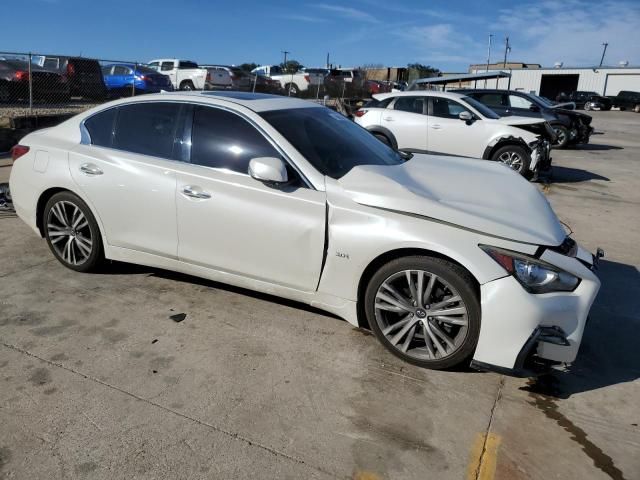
[0,111,639,480]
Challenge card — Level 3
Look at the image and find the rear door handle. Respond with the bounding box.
[430,124,442,129]
[383,116,394,121]
[182,185,211,199]
[80,163,103,175]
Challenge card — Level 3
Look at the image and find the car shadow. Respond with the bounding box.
[574,143,623,151]
[522,259,640,398]
[547,166,610,183]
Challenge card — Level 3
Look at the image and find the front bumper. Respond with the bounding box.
[530,140,552,173]
[471,246,601,376]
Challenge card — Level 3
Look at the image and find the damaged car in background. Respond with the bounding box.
[9,91,601,377]
[354,91,555,180]
[457,89,593,149]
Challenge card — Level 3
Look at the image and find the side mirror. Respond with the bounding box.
[248,157,288,184]
[458,111,473,122]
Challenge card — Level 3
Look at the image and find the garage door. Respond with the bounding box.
[605,74,640,96]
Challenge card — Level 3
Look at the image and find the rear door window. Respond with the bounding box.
[475,93,505,107]
[393,96,425,114]
[85,108,117,147]
[161,61,174,71]
[190,106,280,174]
[179,61,198,69]
[112,103,182,159]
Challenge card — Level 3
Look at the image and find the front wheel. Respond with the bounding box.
[364,256,481,370]
[552,125,570,148]
[634,104,640,113]
[44,192,103,272]
[491,144,531,176]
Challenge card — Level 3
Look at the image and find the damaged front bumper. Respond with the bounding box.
[471,244,601,377]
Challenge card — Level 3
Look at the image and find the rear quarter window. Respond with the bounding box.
[84,108,117,147]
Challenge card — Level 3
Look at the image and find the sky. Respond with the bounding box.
[2,0,639,71]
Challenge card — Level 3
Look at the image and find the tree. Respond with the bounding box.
[238,62,258,72]
[279,59,304,74]
[407,63,441,78]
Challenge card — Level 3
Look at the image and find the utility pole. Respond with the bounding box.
[282,50,290,69]
[497,36,511,88]
[484,33,493,87]
[599,43,608,68]
[326,52,330,68]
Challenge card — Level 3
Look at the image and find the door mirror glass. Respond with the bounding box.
[248,157,288,184]
[458,111,473,122]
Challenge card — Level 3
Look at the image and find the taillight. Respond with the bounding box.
[206,72,211,81]
[11,145,30,162]
[67,63,75,75]
[354,109,367,118]
[304,74,310,83]
[14,70,29,81]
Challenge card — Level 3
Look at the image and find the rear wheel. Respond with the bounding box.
[634,104,640,113]
[491,144,531,176]
[285,83,299,96]
[365,256,481,370]
[179,80,195,91]
[552,125,570,148]
[44,192,103,273]
[373,132,392,147]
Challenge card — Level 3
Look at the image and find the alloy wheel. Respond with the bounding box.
[46,200,93,266]
[553,127,567,146]
[374,270,469,361]
[497,151,524,172]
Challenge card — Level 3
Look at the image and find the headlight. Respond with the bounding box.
[480,245,580,294]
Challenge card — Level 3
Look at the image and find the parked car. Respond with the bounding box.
[456,89,593,149]
[251,65,322,96]
[147,59,207,91]
[610,90,640,112]
[9,91,601,376]
[248,74,283,94]
[30,55,107,100]
[202,65,252,91]
[557,91,612,111]
[102,64,173,97]
[0,59,70,103]
[324,68,365,96]
[364,79,391,95]
[355,91,554,179]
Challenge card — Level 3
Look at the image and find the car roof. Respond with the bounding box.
[84,91,320,113]
[373,91,468,101]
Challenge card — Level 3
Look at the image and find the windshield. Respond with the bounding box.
[260,107,405,179]
[533,95,554,107]
[461,96,500,119]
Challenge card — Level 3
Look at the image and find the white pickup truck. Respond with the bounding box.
[251,65,323,96]
[148,59,207,91]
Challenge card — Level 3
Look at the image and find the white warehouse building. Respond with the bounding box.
[468,66,640,99]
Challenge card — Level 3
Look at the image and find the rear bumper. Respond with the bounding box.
[472,247,600,375]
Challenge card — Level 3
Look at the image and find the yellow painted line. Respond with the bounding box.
[353,471,382,480]
[467,432,502,480]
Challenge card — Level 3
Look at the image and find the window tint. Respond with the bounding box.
[161,61,174,71]
[394,96,425,114]
[476,93,504,107]
[509,95,533,109]
[364,97,393,109]
[85,108,117,147]
[190,106,280,174]
[179,61,198,69]
[113,103,181,158]
[431,98,469,118]
[113,66,131,75]
[43,58,59,70]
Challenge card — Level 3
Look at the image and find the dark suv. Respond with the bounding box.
[35,56,107,100]
[557,91,612,111]
[454,89,593,148]
[611,91,640,112]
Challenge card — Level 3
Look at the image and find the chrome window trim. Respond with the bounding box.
[78,99,315,189]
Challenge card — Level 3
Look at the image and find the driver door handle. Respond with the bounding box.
[182,185,211,199]
[79,163,103,175]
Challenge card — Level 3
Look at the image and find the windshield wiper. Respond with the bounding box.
[399,151,413,161]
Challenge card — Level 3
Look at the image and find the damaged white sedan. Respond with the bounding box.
[9,92,600,376]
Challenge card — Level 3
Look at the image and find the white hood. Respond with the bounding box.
[337,154,566,246]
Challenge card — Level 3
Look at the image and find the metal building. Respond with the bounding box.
[469,66,640,99]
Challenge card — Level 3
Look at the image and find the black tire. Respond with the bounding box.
[179,80,195,91]
[634,104,640,113]
[364,256,481,370]
[285,83,299,96]
[43,191,103,273]
[374,132,392,147]
[490,144,531,176]
[551,124,570,148]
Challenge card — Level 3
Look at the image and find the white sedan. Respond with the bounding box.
[9,92,600,375]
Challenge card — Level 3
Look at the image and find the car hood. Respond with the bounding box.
[497,115,546,126]
[337,154,567,246]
